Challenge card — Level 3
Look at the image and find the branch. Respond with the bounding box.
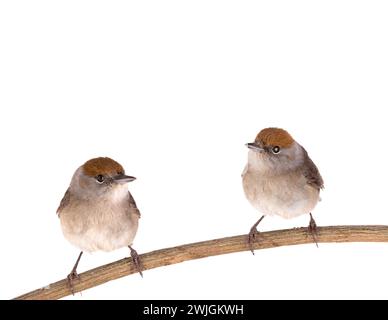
[14,225,388,300]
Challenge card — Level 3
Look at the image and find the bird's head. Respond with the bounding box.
[70,157,136,199]
[246,128,304,173]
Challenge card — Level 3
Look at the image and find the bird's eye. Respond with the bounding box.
[272,146,280,154]
[95,175,105,183]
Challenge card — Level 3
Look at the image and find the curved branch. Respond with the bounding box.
[14,225,388,300]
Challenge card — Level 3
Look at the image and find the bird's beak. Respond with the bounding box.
[246,142,264,152]
[113,174,136,184]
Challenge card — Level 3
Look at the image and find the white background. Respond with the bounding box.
[1,1,388,300]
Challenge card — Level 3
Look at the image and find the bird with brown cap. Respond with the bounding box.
[242,128,324,253]
[57,157,143,293]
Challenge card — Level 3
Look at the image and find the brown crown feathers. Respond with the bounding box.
[82,157,124,177]
[255,127,294,148]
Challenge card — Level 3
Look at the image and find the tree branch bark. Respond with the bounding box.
[14,225,388,300]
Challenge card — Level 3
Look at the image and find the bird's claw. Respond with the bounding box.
[67,270,80,295]
[247,215,265,255]
[248,227,259,255]
[129,246,144,277]
[308,214,319,248]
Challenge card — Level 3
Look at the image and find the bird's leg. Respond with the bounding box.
[308,213,319,248]
[67,251,83,295]
[248,215,265,255]
[128,246,143,277]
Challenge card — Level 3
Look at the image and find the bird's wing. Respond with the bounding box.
[128,191,141,218]
[302,149,324,190]
[57,188,70,217]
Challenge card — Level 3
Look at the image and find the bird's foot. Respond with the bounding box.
[67,270,80,295]
[129,246,144,277]
[247,227,261,255]
[308,213,319,248]
[247,215,265,255]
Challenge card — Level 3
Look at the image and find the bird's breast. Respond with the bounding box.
[60,198,139,252]
[242,169,320,219]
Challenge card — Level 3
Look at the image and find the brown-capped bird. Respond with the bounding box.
[242,128,324,253]
[57,157,143,293]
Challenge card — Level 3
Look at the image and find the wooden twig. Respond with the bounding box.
[14,225,388,300]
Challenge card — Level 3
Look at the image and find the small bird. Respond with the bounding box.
[242,128,324,253]
[57,157,143,293]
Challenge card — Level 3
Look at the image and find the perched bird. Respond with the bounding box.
[242,128,324,253]
[57,157,143,293]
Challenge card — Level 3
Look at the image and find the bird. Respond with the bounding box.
[57,157,143,293]
[242,127,324,254]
